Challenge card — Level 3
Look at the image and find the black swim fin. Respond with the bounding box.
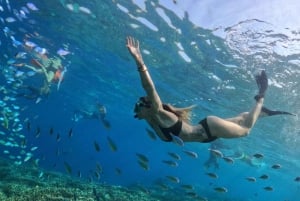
[261,106,296,116]
[254,70,268,101]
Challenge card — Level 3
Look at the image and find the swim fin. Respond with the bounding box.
[254,70,268,101]
[260,106,296,117]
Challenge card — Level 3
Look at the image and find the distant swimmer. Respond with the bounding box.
[72,102,111,129]
[23,56,65,84]
[17,80,50,103]
[126,36,295,143]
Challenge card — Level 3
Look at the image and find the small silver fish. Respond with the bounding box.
[57,48,70,56]
[208,148,223,158]
[64,161,72,174]
[94,171,101,180]
[24,40,36,48]
[6,0,11,12]
[185,191,197,198]
[156,183,169,190]
[19,9,27,19]
[263,186,273,191]
[166,175,180,183]
[26,2,39,11]
[162,160,178,167]
[183,150,198,158]
[68,128,73,138]
[137,160,149,171]
[271,164,281,169]
[26,71,36,77]
[79,6,92,15]
[7,58,16,64]
[94,141,100,152]
[259,174,269,180]
[206,172,218,179]
[115,168,122,175]
[222,156,234,164]
[168,152,181,160]
[5,17,16,23]
[56,133,61,142]
[181,184,194,190]
[245,177,256,182]
[96,163,103,173]
[136,153,149,163]
[15,52,27,59]
[214,186,228,193]
[15,70,24,77]
[21,6,30,14]
[253,153,264,159]
[35,127,41,138]
[34,46,47,55]
[171,133,184,146]
[107,136,117,151]
[38,171,44,178]
[145,128,157,140]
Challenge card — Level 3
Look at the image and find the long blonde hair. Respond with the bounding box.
[162,103,196,123]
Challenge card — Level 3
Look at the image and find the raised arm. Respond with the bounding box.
[126,36,162,110]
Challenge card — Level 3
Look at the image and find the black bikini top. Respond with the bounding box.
[158,120,182,142]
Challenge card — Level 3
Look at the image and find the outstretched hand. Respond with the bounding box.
[126,36,143,64]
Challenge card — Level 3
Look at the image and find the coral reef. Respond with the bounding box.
[0,157,183,201]
[0,157,249,201]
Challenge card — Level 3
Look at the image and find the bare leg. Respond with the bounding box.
[207,103,261,139]
[207,98,263,138]
[243,98,264,128]
[207,71,267,139]
[245,70,268,127]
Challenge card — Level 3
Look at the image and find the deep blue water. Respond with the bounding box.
[0,0,299,200]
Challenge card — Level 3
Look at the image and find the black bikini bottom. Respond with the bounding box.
[199,118,218,143]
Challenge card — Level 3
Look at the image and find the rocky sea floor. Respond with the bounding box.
[0,157,217,201]
[0,158,251,201]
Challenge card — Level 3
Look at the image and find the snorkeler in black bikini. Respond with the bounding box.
[127,36,295,143]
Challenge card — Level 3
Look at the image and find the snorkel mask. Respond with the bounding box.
[134,97,151,118]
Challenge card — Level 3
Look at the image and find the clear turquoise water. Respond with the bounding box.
[0,0,299,200]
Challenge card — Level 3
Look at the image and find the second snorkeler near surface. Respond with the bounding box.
[126,36,295,143]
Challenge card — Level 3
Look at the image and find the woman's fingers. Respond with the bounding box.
[126,36,131,47]
[134,38,139,48]
[126,36,130,46]
[131,37,135,47]
[130,37,134,46]
[126,36,139,48]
